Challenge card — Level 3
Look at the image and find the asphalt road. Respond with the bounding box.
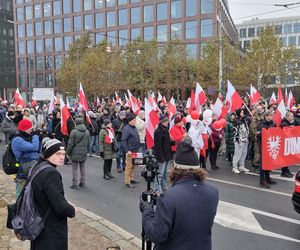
[1,142,299,250]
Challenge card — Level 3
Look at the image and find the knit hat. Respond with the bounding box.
[7,111,15,117]
[18,119,33,131]
[174,116,182,125]
[159,115,168,124]
[126,113,136,123]
[174,139,199,169]
[42,138,65,159]
[103,119,111,127]
[75,118,84,125]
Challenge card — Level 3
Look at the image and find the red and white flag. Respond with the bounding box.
[13,88,26,108]
[66,98,71,109]
[48,90,56,114]
[188,89,196,114]
[148,93,159,112]
[273,99,286,126]
[157,91,163,103]
[168,96,176,119]
[96,97,101,107]
[250,85,262,105]
[225,80,243,112]
[195,82,207,111]
[277,85,283,104]
[60,97,71,136]
[287,90,296,110]
[212,97,228,119]
[115,92,121,104]
[145,98,159,149]
[31,94,37,108]
[269,92,277,105]
[78,83,91,124]
[285,88,288,105]
[127,90,140,115]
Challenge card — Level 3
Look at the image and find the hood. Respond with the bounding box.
[76,124,87,132]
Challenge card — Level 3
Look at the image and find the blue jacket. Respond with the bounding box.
[142,176,219,250]
[121,124,140,153]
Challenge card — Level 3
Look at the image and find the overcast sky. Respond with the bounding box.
[228,0,300,24]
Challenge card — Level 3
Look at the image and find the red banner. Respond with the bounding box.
[262,126,300,170]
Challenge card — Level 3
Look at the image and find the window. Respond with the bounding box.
[107,31,116,45]
[18,41,26,55]
[55,55,62,69]
[280,37,287,47]
[106,0,115,7]
[157,3,167,21]
[298,36,300,45]
[144,5,153,23]
[37,73,44,87]
[35,22,43,36]
[186,21,197,39]
[171,23,182,39]
[157,24,167,42]
[16,0,23,4]
[45,38,53,53]
[294,23,300,33]
[19,74,27,88]
[131,0,141,3]
[63,0,71,14]
[27,40,34,54]
[54,19,62,34]
[107,11,116,27]
[73,0,81,12]
[118,0,127,4]
[275,25,282,35]
[248,27,255,37]
[34,4,42,18]
[95,13,105,28]
[119,30,128,46]
[284,24,292,34]
[131,7,140,24]
[55,37,62,52]
[131,28,140,40]
[144,26,153,41]
[26,23,33,37]
[17,7,24,21]
[95,0,104,9]
[36,39,43,53]
[37,57,44,70]
[74,16,82,32]
[25,6,32,20]
[186,0,197,17]
[201,0,213,14]
[239,28,246,38]
[201,19,213,38]
[84,0,92,11]
[289,36,296,46]
[53,1,61,16]
[44,2,51,17]
[64,36,73,50]
[171,1,181,19]
[45,74,53,87]
[243,40,250,50]
[96,32,105,43]
[85,15,92,30]
[44,20,52,35]
[64,18,71,32]
[18,58,26,72]
[256,27,264,36]
[119,9,127,25]
[17,25,24,38]
[186,44,197,60]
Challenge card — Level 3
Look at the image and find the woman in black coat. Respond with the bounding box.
[31,138,76,250]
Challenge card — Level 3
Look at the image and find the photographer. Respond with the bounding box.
[140,137,219,250]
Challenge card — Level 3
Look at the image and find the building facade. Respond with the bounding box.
[13,0,238,95]
[0,0,16,100]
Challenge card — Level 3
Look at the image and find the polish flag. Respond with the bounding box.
[189,89,196,114]
[287,91,296,110]
[78,83,91,124]
[212,97,228,119]
[151,92,157,104]
[195,82,207,111]
[66,98,71,109]
[145,98,159,149]
[124,93,131,107]
[148,93,159,112]
[269,92,277,105]
[186,97,191,110]
[273,100,286,126]
[48,90,56,114]
[285,88,288,105]
[115,92,121,104]
[60,97,71,136]
[277,85,283,104]
[13,88,26,108]
[127,90,140,115]
[225,80,243,112]
[157,91,163,103]
[96,97,101,107]
[168,96,177,119]
[250,85,262,105]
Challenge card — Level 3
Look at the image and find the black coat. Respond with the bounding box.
[31,161,75,250]
[153,124,173,162]
[142,176,219,250]
[280,118,298,127]
[52,118,63,141]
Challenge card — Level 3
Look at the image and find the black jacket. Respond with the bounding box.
[31,160,75,250]
[112,117,126,141]
[52,118,63,141]
[67,117,75,135]
[280,117,298,127]
[153,124,173,162]
[87,118,99,136]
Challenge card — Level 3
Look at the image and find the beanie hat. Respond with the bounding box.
[7,111,15,117]
[103,119,111,127]
[174,116,182,125]
[159,115,168,124]
[126,113,136,123]
[75,118,84,125]
[42,138,65,159]
[175,140,199,169]
[18,119,33,131]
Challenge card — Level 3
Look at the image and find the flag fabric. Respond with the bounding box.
[127,90,140,115]
[78,83,89,111]
[287,90,296,110]
[96,97,101,107]
[168,96,176,119]
[13,88,26,108]
[250,85,262,105]
[148,93,159,112]
[145,98,159,149]
[157,91,163,103]
[66,98,71,109]
[269,92,277,105]
[212,97,228,119]
[115,92,121,104]
[124,93,131,107]
[189,90,196,114]
[48,90,56,114]
[285,88,288,105]
[31,94,37,108]
[225,80,243,112]
[273,100,286,126]
[60,97,71,136]
[277,85,283,104]
[195,82,207,111]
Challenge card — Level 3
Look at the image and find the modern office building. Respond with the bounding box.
[0,0,16,100]
[13,0,238,95]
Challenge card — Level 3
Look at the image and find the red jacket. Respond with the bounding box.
[169,125,186,152]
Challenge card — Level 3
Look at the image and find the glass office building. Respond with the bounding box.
[0,0,16,99]
[13,0,238,91]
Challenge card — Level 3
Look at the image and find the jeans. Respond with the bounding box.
[72,161,86,186]
[116,141,125,170]
[259,166,270,181]
[154,161,170,194]
[89,135,100,154]
[209,142,221,168]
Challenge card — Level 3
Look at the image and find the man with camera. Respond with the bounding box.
[140,137,219,250]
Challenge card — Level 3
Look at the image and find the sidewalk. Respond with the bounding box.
[0,170,141,250]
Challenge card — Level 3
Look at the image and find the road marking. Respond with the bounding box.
[245,172,295,182]
[209,178,292,197]
[215,201,300,243]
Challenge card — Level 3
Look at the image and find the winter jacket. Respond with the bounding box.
[249,114,263,142]
[225,114,235,155]
[66,124,90,162]
[209,127,224,147]
[98,113,111,127]
[99,127,115,160]
[142,176,219,250]
[135,116,146,143]
[233,118,249,143]
[122,124,140,153]
[1,116,17,144]
[67,117,75,135]
[52,118,63,141]
[153,124,173,162]
[169,124,186,152]
[112,117,126,142]
[87,118,99,136]
[31,160,75,250]
[36,113,46,130]
[280,118,298,127]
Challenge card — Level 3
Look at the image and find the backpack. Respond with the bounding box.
[10,162,51,241]
[2,142,20,175]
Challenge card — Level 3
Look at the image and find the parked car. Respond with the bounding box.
[292,170,300,214]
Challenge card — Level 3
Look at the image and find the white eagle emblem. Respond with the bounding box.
[267,136,281,160]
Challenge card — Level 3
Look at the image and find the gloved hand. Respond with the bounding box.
[139,195,151,213]
[100,152,104,158]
